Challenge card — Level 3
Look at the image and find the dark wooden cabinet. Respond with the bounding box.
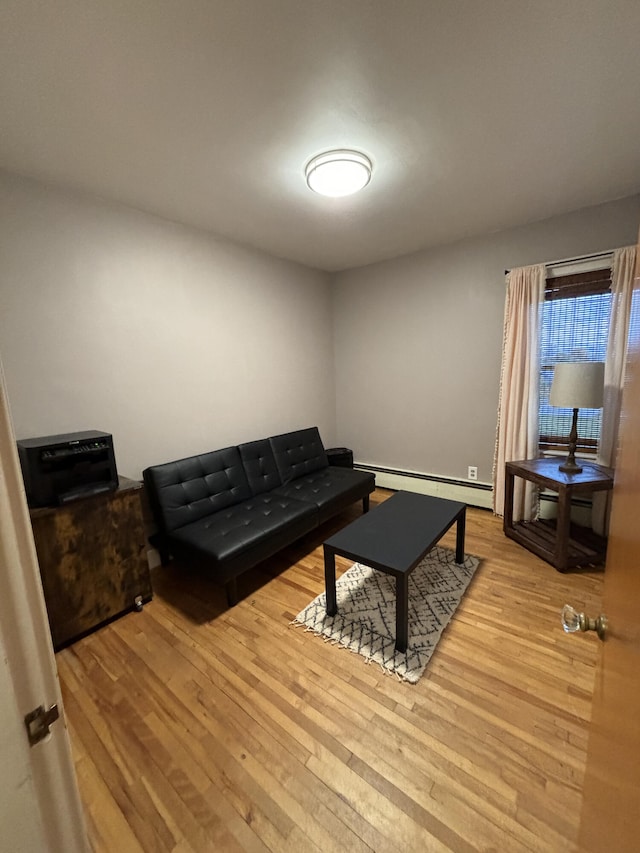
[29,477,152,650]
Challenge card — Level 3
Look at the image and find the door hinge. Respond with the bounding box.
[24,703,60,746]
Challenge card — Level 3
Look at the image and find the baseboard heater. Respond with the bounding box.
[539,492,592,508]
[354,463,493,510]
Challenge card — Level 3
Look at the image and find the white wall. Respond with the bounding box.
[3,171,638,489]
[0,172,335,478]
[332,194,640,484]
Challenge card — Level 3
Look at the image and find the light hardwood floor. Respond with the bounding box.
[57,488,604,852]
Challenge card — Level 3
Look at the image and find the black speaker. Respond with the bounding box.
[326,447,354,468]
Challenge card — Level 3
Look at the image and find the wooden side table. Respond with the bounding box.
[503,457,614,572]
[29,477,153,650]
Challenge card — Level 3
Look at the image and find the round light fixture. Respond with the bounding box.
[305,149,372,197]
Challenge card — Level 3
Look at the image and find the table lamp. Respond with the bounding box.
[549,361,605,474]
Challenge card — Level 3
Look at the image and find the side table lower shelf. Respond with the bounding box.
[506,519,608,571]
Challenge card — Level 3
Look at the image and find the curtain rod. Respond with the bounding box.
[504,248,614,276]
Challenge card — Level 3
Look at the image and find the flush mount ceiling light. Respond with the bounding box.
[305,149,372,197]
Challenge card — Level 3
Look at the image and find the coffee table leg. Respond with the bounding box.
[455,507,466,564]
[324,546,337,616]
[396,574,409,653]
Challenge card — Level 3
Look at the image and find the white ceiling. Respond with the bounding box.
[1,0,640,271]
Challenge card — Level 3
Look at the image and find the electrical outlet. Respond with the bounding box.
[468,466,478,481]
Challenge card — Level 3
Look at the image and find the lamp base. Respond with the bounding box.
[559,458,583,474]
[558,407,583,474]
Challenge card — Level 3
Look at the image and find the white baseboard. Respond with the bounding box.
[357,464,493,509]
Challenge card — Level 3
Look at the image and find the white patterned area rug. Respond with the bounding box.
[293,545,481,684]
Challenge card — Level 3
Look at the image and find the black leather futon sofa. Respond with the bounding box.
[143,427,375,606]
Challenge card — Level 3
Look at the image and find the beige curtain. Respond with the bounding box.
[493,265,545,520]
[593,245,637,534]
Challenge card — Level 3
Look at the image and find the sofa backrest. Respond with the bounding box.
[269,427,328,485]
[143,446,251,533]
[238,439,282,496]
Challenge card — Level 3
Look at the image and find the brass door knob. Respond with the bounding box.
[561,604,607,641]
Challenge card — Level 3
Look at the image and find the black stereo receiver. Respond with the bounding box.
[17,430,118,507]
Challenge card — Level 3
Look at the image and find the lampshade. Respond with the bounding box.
[305,149,372,197]
[549,362,605,409]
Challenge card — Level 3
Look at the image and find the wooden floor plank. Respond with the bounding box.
[56,488,603,852]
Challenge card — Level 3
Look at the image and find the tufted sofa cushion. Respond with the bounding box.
[143,446,251,533]
[170,493,317,581]
[269,427,329,484]
[274,465,376,524]
[238,439,282,496]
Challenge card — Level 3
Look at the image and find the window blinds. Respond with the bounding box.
[539,268,611,451]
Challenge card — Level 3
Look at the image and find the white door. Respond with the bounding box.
[0,358,88,853]
[578,232,640,849]
[0,630,48,851]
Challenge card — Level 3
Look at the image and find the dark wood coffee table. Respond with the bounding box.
[323,491,466,652]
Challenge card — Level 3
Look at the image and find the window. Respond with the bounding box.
[539,268,611,453]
